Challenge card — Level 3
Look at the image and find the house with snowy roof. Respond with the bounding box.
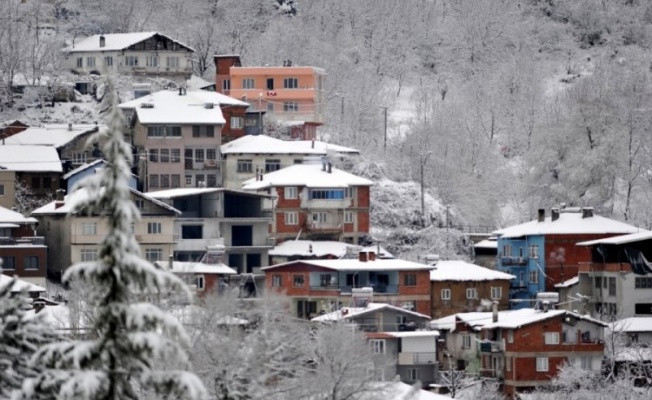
[269,239,393,265]
[214,54,326,140]
[0,206,47,288]
[0,120,29,140]
[262,250,434,319]
[474,237,497,269]
[0,145,63,209]
[4,124,104,170]
[119,89,248,191]
[63,160,138,194]
[428,260,515,319]
[220,134,359,189]
[32,188,180,282]
[64,32,195,93]
[563,230,652,317]
[0,274,46,298]
[146,187,273,274]
[493,206,641,309]
[242,159,373,245]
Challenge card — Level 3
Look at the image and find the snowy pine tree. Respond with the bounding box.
[17,79,207,400]
[0,272,58,399]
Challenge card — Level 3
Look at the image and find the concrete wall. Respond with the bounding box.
[0,170,16,210]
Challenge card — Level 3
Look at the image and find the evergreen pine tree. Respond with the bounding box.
[0,272,58,399]
[17,79,207,400]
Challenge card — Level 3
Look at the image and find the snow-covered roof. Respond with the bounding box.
[3,124,101,148]
[610,317,652,333]
[154,261,237,275]
[474,238,498,249]
[295,140,360,154]
[118,90,247,125]
[186,75,215,91]
[25,304,73,331]
[311,302,431,322]
[262,258,435,272]
[0,274,46,293]
[480,308,607,330]
[65,32,194,53]
[430,312,506,332]
[62,159,106,180]
[429,260,515,282]
[358,382,451,400]
[0,206,38,225]
[221,135,327,155]
[554,276,579,288]
[31,187,180,215]
[146,188,221,199]
[242,163,373,190]
[493,210,642,239]
[577,230,652,246]
[382,331,440,338]
[0,145,62,172]
[269,240,394,259]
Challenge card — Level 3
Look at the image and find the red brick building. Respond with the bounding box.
[262,251,434,319]
[0,206,47,288]
[242,161,373,245]
[479,308,607,398]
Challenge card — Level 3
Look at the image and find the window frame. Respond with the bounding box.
[230,117,244,129]
[441,288,451,300]
[344,211,354,224]
[529,270,539,284]
[283,101,299,112]
[466,287,478,299]
[23,256,39,270]
[283,77,299,89]
[237,159,253,173]
[272,274,282,287]
[284,186,298,200]
[265,159,281,173]
[284,212,298,226]
[370,339,386,354]
[544,332,560,345]
[3,256,15,270]
[528,244,539,259]
[145,248,163,262]
[147,222,162,235]
[462,334,472,349]
[81,222,97,235]
[80,249,98,262]
[242,78,255,89]
[491,286,502,300]
[404,274,417,287]
[293,274,305,287]
[536,357,549,372]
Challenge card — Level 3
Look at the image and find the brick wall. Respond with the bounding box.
[357,186,370,208]
[0,247,47,279]
[398,270,432,315]
[220,106,247,141]
[357,211,370,234]
[431,280,511,318]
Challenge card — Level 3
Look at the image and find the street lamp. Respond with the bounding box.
[420,151,432,227]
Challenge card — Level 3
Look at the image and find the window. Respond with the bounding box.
[267,102,274,112]
[237,159,253,173]
[72,152,86,164]
[579,356,592,370]
[491,287,502,299]
[320,274,333,287]
[283,187,297,200]
[3,256,15,270]
[507,330,514,343]
[283,102,299,112]
[24,256,39,270]
[441,288,451,300]
[466,288,477,299]
[0,184,5,196]
[407,368,420,381]
[81,222,97,235]
[149,149,159,162]
[171,148,181,162]
[609,277,616,296]
[167,126,182,137]
[185,175,193,186]
[404,274,417,287]
[544,332,560,345]
[86,57,95,67]
[192,125,215,137]
[104,56,113,66]
[272,274,282,287]
[194,275,205,291]
[506,357,512,371]
[222,79,231,91]
[283,77,299,89]
[76,57,83,68]
[195,174,205,187]
[265,159,281,172]
[207,174,217,187]
[195,149,205,162]
[146,55,158,67]
[43,177,52,189]
[285,212,298,225]
[170,174,180,188]
[147,126,181,138]
[206,149,216,161]
[81,249,98,262]
[147,222,162,234]
[462,334,472,349]
[148,126,164,137]
[536,357,549,372]
[370,339,386,354]
[145,248,163,262]
[160,174,170,188]
[344,187,355,198]
[310,189,345,200]
[160,149,170,162]
[529,270,538,284]
[635,277,652,289]
[344,211,354,224]
[502,244,512,257]
[31,177,40,189]
[242,78,255,89]
[266,78,274,90]
[149,174,159,188]
[311,212,328,224]
[166,56,179,68]
[595,276,602,288]
[529,244,539,259]
[231,117,243,129]
[519,247,524,257]
[125,56,138,66]
[135,199,144,210]
[293,274,304,287]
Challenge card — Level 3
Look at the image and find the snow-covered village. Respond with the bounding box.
[2,1,652,399]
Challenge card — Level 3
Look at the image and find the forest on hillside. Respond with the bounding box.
[3,0,652,257]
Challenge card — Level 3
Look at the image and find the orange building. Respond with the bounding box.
[214,55,326,140]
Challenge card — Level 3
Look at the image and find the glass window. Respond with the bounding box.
[265,159,281,172]
[222,79,231,91]
[466,288,477,299]
[609,277,616,296]
[529,270,538,284]
[160,149,170,162]
[293,274,304,287]
[171,174,180,188]
[160,174,170,188]
[76,58,83,68]
[24,256,39,270]
[283,102,298,112]
[166,57,179,68]
[171,148,181,162]
[370,339,385,354]
[81,222,97,235]
[147,222,162,234]
[149,149,159,162]
[310,189,345,200]
[195,149,204,162]
[285,212,298,225]
[167,126,182,137]
[407,368,420,381]
[237,159,253,173]
[272,274,282,287]
[441,289,451,300]
[536,357,548,372]
[0,184,5,196]
[192,125,215,137]
[404,274,417,286]
[146,55,158,67]
[3,256,15,270]
[149,174,159,188]
[185,175,192,186]
[344,211,354,224]
[231,117,244,129]
[195,275,205,290]
[242,78,255,89]
[462,335,472,348]
[87,57,96,67]
[147,126,164,137]
[125,56,138,66]
[491,287,502,299]
[544,332,560,345]
[284,187,298,199]
[207,174,217,187]
[206,149,216,160]
[529,244,539,259]
[508,330,514,343]
[145,248,163,262]
[283,77,298,89]
[104,56,113,66]
[81,249,98,262]
[311,212,328,223]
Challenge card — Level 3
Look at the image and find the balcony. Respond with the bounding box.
[398,352,438,365]
[500,257,528,266]
[309,284,400,294]
[306,222,343,233]
[0,236,45,246]
[174,237,223,252]
[479,340,504,353]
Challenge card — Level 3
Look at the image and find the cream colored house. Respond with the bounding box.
[32,188,179,282]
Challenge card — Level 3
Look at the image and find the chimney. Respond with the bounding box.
[54,189,66,209]
[321,156,327,171]
[204,102,214,109]
[327,162,332,174]
[55,189,65,201]
[542,300,550,313]
[537,209,545,222]
[551,208,560,222]
[168,254,173,271]
[67,122,73,131]
[492,301,498,323]
[99,35,105,48]
[359,251,368,262]
[582,207,594,219]
[368,251,376,261]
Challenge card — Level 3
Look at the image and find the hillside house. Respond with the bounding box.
[494,207,641,308]
[269,240,393,265]
[242,160,372,244]
[62,160,138,194]
[474,237,498,269]
[214,55,326,139]
[32,188,179,282]
[0,120,29,140]
[119,89,247,191]
[0,206,47,288]
[262,251,434,319]
[429,260,515,319]
[0,274,46,299]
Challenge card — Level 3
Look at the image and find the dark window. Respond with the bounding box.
[3,256,15,270]
[207,174,217,187]
[636,303,652,315]
[160,174,170,188]
[192,125,215,137]
[31,177,40,189]
[171,149,181,162]
[404,274,417,286]
[160,149,170,162]
[149,149,159,162]
[237,160,253,173]
[609,277,616,296]
[293,275,305,287]
[206,149,216,160]
[310,189,345,200]
[171,174,180,188]
[24,256,39,270]
[265,159,281,172]
[181,225,203,239]
[283,78,298,89]
[266,78,274,90]
[42,177,52,189]
[595,277,602,288]
[149,174,159,188]
[320,274,333,287]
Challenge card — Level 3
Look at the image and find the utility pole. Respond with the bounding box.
[420,152,431,227]
[258,93,263,135]
[380,106,388,150]
[341,96,344,119]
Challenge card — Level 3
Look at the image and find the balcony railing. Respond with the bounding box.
[500,257,528,266]
[398,352,438,365]
[308,284,400,294]
[0,236,45,246]
[479,340,504,353]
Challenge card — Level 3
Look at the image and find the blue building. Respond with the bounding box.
[63,159,138,194]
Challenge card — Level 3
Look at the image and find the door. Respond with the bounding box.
[266,78,274,90]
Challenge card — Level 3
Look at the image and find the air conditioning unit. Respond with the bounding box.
[204,159,217,168]
[135,235,143,242]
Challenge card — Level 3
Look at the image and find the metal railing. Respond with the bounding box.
[0,236,45,245]
[309,284,399,294]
